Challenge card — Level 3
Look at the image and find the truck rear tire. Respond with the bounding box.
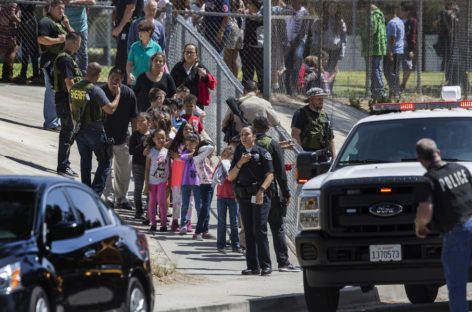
[303,270,339,312]
[404,284,439,304]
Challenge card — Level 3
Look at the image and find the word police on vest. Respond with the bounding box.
[438,168,470,191]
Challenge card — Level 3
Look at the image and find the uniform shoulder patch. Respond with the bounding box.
[263,152,272,161]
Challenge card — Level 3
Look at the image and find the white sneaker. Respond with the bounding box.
[179,227,187,235]
[193,234,203,241]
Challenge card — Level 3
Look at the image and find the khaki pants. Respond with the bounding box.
[104,142,132,204]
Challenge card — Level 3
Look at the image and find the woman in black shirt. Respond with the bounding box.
[134,52,176,112]
[170,43,211,110]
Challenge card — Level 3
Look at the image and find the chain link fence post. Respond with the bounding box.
[263,1,272,100]
[417,0,423,96]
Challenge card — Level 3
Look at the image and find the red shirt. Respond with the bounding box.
[182,114,203,134]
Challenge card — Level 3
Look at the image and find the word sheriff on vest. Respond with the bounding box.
[439,169,470,192]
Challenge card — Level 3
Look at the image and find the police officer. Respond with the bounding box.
[71,62,121,195]
[37,0,73,131]
[253,116,301,272]
[228,126,274,276]
[291,87,336,157]
[415,138,472,312]
[53,32,82,177]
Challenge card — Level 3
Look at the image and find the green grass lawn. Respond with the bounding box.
[2,62,466,101]
[1,63,112,83]
[333,71,447,99]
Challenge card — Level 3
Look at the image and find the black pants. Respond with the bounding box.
[115,26,130,73]
[19,19,40,78]
[384,53,403,98]
[268,198,290,267]
[240,46,263,89]
[132,163,145,215]
[238,196,271,271]
[55,97,74,172]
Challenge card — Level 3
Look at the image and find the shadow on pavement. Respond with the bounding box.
[0,117,44,131]
[2,155,57,174]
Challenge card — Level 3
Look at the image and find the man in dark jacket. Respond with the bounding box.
[415,138,472,312]
[253,116,301,272]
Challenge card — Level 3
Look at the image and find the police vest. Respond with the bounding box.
[70,81,103,125]
[301,107,331,151]
[53,52,82,92]
[256,135,274,156]
[39,15,68,56]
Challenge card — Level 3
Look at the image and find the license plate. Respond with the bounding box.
[369,244,402,262]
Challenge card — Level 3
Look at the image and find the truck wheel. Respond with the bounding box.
[303,270,339,312]
[404,284,439,304]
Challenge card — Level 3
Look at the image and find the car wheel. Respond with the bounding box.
[29,287,50,312]
[303,269,339,312]
[127,277,148,312]
[404,284,439,304]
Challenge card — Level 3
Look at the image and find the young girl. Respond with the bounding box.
[147,87,167,115]
[193,140,216,241]
[129,112,151,219]
[213,146,240,252]
[168,121,196,232]
[179,133,202,235]
[144,129,170,232]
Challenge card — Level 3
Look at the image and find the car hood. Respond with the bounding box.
[302,162,472,190]
[0,240,37,267]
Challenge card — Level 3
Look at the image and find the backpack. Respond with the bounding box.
[301,107,330,151]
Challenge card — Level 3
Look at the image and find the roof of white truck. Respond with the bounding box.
[357,109,472,125]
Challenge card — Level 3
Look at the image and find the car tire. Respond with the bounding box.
[404,284,439,304]
[303,269,339,312]
[29,287,50,312]
[126,277,148,312]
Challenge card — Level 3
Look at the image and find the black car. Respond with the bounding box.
[0,176,154,312]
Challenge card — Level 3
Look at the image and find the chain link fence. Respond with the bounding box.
[269,0,472,101]
[0,0,114,80]
[4,0,470,247]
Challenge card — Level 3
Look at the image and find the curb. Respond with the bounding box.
[158,287,380,312]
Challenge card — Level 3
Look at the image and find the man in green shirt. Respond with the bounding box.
[359,0,387,99]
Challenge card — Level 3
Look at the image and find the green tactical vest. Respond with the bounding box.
[256,135,274,156]
[40,15,68,55]
[53,52,82,92]
[301,108,332,151]
[70,80,103,126]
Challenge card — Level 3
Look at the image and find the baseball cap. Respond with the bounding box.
[305,87,328,102]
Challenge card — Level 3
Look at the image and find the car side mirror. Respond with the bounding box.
[296,151,331,183]
[48,221,85,241]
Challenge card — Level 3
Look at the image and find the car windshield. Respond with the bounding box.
[336,117,472,168]
[0,190,36,241]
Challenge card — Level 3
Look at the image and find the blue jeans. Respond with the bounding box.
[442,218,472,312]
[181,185,202,228]
[284,40,305,95]
[76,31,88,75]
[42,68,59,129]
[195,184,214,235]
[216,198,239,249]
[371,56,386,98]
[76,126,111,195]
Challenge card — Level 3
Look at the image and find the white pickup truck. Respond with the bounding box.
[295,103,472,312]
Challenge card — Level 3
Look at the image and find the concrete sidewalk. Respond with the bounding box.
[115,197,306,312]
[115,195,380,312]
